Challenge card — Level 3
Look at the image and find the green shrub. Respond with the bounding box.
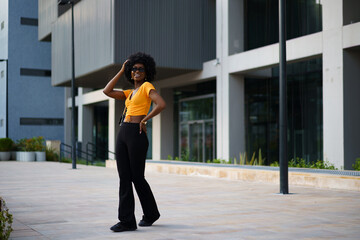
[209,159,229,164]
[46,147,59,162]
[0,138,14,152]
[270,161,279,167]
[180,149,189,161]
[33,137,46,151]
[270,159,337,170]
[353,158,360,171]
[17,137,46,152]
[0,197,13,240]
[289,157,308,168]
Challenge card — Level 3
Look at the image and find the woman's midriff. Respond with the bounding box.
[124,115,146,123]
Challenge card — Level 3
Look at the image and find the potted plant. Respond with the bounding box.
[16,138,36,162]
[33,136,46,162]
[0,138,14,161]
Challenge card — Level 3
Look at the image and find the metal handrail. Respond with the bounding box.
[60,142,72,162]
[60,141,115,166]
[86,142,115,165]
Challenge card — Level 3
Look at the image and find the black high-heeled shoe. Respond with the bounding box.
[110,222,137,232]
[138,215,160,227]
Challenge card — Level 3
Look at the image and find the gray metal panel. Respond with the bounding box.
[114,0,215,70]
[202,0,216,62]
[52,0,114,86]
[38,0,57,41]
[52,0,215,86]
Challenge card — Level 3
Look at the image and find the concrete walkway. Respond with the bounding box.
[0,161,360,240]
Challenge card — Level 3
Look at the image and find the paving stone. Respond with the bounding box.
[0,161,359,240]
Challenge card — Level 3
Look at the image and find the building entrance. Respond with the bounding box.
[179,94,215,162]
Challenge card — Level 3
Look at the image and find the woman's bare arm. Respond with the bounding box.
[103,60,128,100]
[139,89,166,133]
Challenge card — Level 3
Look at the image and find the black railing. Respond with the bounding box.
[86,142,115,165]
[60,142,72,161]
[60,142,115,166]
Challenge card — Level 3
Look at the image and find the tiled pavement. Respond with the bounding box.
[0,161,360,240]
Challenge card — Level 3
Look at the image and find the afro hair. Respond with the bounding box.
[124,52,157,84]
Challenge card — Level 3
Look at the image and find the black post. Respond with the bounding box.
[279,0,288,194]
[71,2,77,169]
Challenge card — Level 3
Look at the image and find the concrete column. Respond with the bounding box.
[152,112,161,160]
[77,88,93,153]
[108,98,123,160]
[64,87,71,146]
[322,0,344,169]
[343,50,360,169]
[77,88,84,143]
[151,88,173,160]
[216,0,230,160]
[159,88,174,159]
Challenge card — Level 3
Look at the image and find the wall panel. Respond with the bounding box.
[52,0,114,86]
[38,0,57,41]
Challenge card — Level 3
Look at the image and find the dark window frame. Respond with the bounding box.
[20,68,51,77]
[20,118,64,126]
[20,17,38,26]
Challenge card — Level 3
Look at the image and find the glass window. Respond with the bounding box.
[173,80,216,159]
[180,97,214,122]
[179,95,215,163]
[245,58,323,165]
[245,0,322,51]
[20,17,38,26]
[343,0,360,25]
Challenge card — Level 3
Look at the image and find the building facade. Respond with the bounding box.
[0,0,64,142]
[38,0,360,170]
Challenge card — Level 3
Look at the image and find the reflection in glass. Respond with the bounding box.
[173,81,216,159]
[245,58,323,165]
[205,122,214,161]
[180,124,189,161]
[179,95,215,162]
[190,123,203,162]
[180,98,213,122]
[245,0,322,51]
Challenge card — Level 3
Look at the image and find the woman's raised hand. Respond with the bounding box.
[120,59,129,73]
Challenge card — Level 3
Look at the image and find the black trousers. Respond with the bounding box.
[115,122,160,227]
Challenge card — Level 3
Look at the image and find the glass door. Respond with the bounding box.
[189,122,204,162]
[179,94,215,162]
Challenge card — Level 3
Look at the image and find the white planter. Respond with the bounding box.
[0,152,11,161]
[35,151,46,162]
[17,151,36,162]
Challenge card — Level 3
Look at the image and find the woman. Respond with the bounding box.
[103,52,166,232]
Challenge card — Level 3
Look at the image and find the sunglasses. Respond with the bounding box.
[131,67,145,73]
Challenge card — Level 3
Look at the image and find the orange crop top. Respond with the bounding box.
[123,82,155,120]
